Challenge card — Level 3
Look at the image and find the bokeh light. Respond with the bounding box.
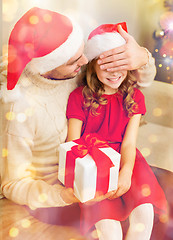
[43,13,52,23]
[9,227,19,238]
[21,219,31,228]
[141,148,151,157]
[159,214,169,223]
[6,112,15,121]
[16,113,27,123]
[141,184,151,197]
[2,148,8,157]
[38,193,48,203]
[29,15,39,25]
[152,108,163,117]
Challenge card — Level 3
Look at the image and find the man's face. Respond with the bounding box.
[42,42,88,80]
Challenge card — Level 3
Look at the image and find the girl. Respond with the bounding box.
[66,23,167,240]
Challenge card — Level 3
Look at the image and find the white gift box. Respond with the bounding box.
[58,141,120,203]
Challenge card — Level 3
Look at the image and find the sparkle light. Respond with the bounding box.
[9,227,19,238]
[166,66,170,70]
[163,54,167,57]
[158,64,162,67]
[155,49,158,52]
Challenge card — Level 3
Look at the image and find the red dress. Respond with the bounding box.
[66,86,167,234]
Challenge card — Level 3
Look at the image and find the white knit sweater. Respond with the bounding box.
[0,54,156,209]
[1,68,79,209]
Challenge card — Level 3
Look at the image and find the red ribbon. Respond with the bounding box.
[65,133,115,199]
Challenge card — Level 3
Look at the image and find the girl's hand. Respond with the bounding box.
[60,187,80,204]
[108,168,132,199]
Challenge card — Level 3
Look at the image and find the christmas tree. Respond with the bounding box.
[153,0,173,84]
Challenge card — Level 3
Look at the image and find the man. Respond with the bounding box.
[1,7,155,219]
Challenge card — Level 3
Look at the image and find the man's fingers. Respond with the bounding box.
[117,25,130,41]
[99,59,128,71]
[98,52,127,65]
[99,45,126,59]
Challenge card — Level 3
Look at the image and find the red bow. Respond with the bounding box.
[71,133,109,158]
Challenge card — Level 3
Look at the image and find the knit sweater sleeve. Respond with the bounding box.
[1,100,70,209]
[133,48,156,87]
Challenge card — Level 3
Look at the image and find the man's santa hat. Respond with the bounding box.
[7,7,83,90]
[85,22,127,61]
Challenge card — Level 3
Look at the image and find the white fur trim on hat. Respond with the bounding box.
[85,32,126,62]
[28,19,83,74]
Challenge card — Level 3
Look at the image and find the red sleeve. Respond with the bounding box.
[66,86,86,121]
[133,88,146,115]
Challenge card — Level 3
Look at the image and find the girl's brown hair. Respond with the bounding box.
[82,60,138,117]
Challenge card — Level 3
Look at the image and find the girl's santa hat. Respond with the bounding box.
[7,7,83,90]
[85,22,127,61]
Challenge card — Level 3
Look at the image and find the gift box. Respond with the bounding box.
[58,134,120,203]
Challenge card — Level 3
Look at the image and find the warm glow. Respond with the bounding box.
[158,64,162,68]
[163,54,166,57]
[166,66,170,70]
[9,227,19,238]
[155,49,158,52]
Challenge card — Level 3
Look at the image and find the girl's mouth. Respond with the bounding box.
[107,76,121,82]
